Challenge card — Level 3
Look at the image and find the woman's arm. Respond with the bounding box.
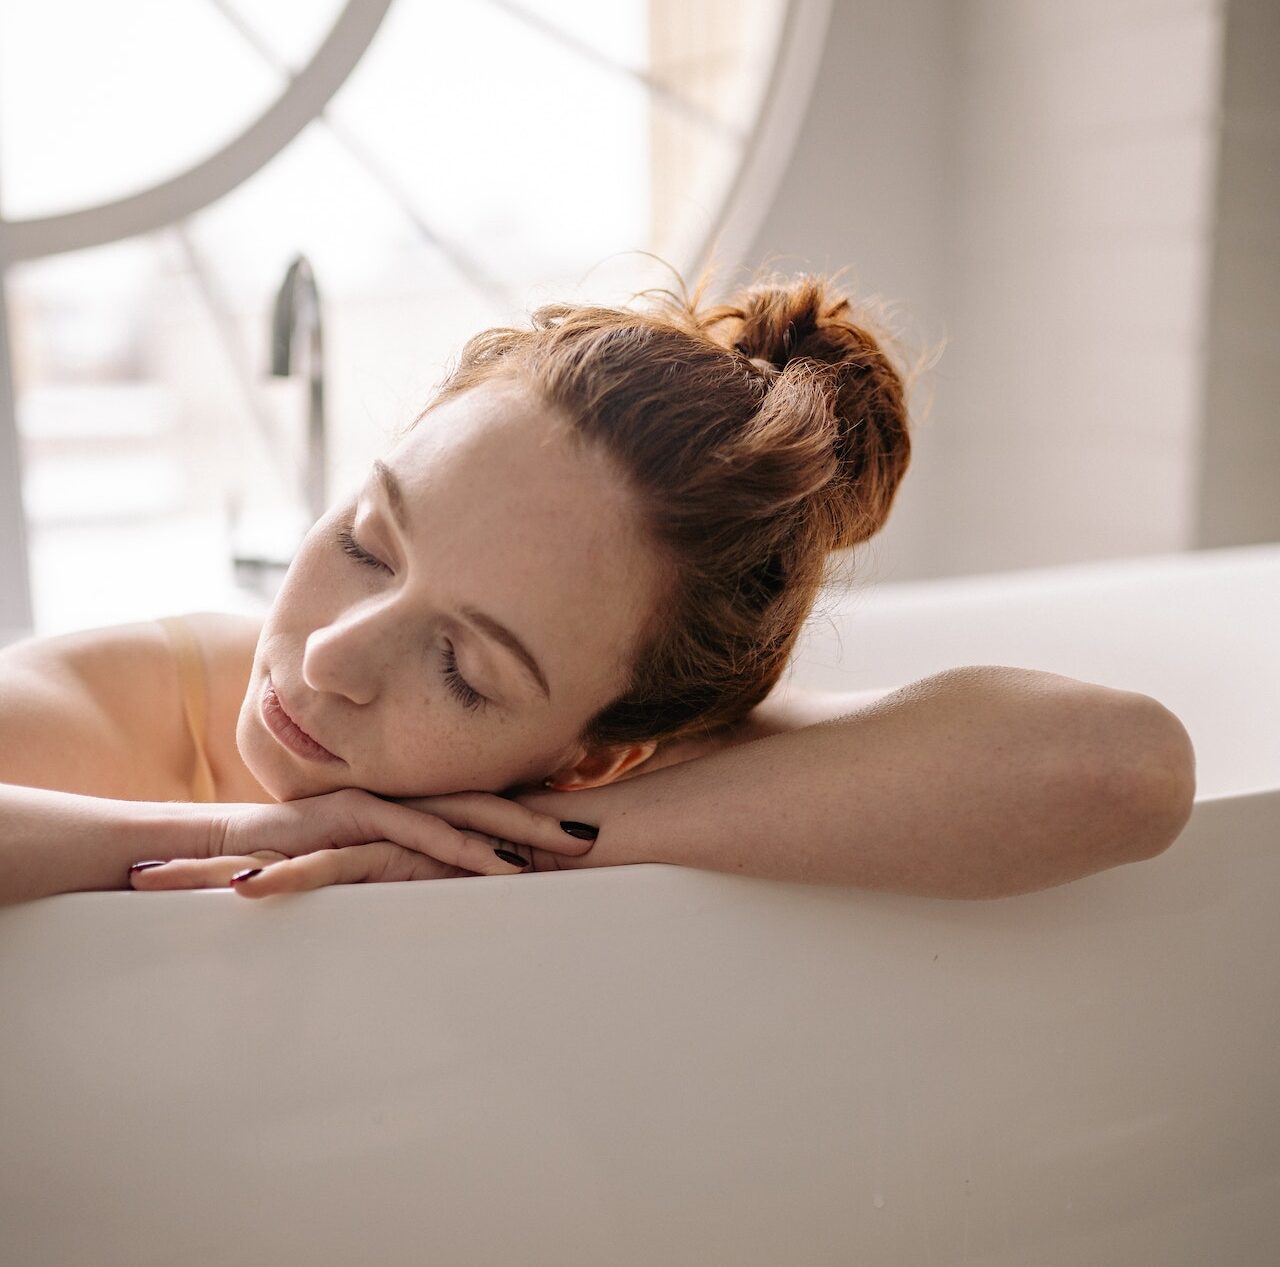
[2,781,588,904]
[517,666,1197,899]
[0,629,226,904]
[0,784,213,906]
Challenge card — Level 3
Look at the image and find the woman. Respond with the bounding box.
[0,274,1196,906]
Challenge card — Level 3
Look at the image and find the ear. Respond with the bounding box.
[545,739,659,790]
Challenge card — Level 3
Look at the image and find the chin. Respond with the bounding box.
[240,750,290,802]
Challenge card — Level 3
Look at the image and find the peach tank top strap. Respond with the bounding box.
[156,615,218,803]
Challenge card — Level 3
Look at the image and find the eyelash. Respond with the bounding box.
[334,521,487,712]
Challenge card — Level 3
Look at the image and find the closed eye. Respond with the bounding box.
[440,640,484,711]
[333,520,488,712]
[336,521,391,573]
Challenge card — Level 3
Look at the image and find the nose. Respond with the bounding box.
[301,598,409,705]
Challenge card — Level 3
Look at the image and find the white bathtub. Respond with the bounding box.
[2,543,1277,1267]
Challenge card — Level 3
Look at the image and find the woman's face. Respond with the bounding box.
[236,377,666,802]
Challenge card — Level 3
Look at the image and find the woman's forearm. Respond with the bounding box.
[523,666,1197,898]
[0,783,213,906]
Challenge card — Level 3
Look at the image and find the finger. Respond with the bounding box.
[391,791,600,857]
[229,847,365,896]
[228,842,467,897]
[130,853,286,891]
[363,800,536,875]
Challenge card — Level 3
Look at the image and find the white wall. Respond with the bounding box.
[747,0,1229,582]
[937,0,1224,576]
[1195,0,1280,548]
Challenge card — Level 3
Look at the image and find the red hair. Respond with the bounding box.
[414,271,920,752]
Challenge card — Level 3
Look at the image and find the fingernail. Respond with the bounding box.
[493,848,529,868]
[560,821,599,841]
[230,868,263,883]
[129,861,166,873]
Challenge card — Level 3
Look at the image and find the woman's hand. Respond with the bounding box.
[127,787,598,898]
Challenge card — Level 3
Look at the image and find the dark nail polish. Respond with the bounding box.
[230,868,263,883]
[129,861,166,873]
[560,821,599,841]
[493,848,529,868]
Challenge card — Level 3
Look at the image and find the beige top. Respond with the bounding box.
[156,615,217,803]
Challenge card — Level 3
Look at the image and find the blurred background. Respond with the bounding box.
[0,0,1275,638]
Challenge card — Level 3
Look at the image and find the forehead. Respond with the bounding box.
[383,380,661,693]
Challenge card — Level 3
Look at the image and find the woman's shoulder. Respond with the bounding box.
[164,610,263,671]
[0,611,261,801]
[4,610,259,719]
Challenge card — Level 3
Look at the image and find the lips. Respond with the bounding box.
[261,677,343,764]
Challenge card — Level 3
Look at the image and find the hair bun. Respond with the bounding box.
[729,277,850,371]
[710,275,914,551]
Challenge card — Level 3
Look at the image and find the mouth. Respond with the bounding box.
[260,676,344,765]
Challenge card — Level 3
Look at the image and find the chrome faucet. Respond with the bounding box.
[229,254,327,600]
[270,254,326,523]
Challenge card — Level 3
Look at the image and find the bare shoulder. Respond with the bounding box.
[0,611,261,800]
[170,609,262,740]
[3,611,258,722]
[173,610,263,671]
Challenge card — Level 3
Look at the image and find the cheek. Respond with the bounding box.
[270,534,348,632]
[379,715,544,796]
[285,529,340,592]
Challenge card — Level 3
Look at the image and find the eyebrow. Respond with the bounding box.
[370,459,551,701]
[373,459,411,534]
